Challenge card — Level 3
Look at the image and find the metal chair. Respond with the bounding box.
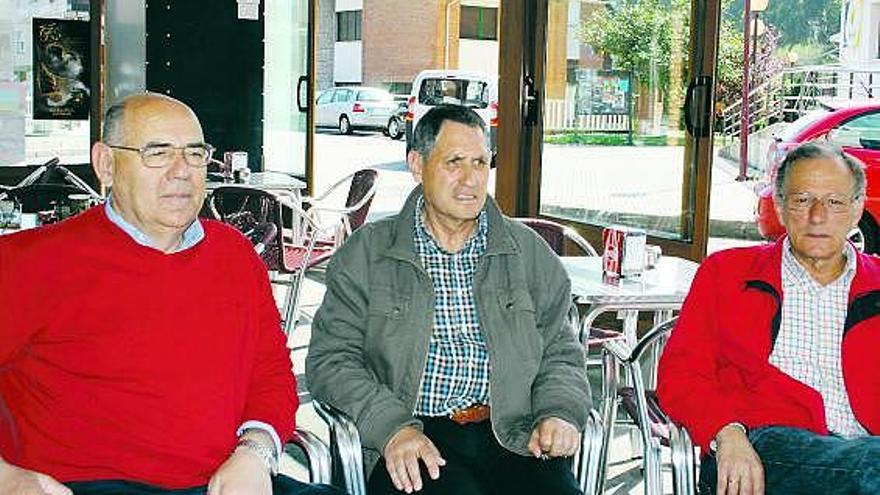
[313,400,367,495]
[515,217,599,257]
[303,168,379,249]
[601,316,697,495]
[287,428,333,484]
[209,186,337,335]
[313,398,605,495]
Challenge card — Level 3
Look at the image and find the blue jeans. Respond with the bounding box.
[699,426,880,495]
[65,475,343,495]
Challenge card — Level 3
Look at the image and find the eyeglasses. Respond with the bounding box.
[109,143,215,169]
[784,192,859,214]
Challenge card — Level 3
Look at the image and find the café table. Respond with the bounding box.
[206,171,307,203]
[560,255,698,346]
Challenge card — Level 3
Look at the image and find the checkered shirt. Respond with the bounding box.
[412,195,491,417]
[771,238,868,438]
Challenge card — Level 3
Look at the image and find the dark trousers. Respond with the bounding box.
[65,475,343,495]
[368,416,582,495]
[699,426,880,495]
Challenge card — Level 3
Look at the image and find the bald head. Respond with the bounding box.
[102,93,202,146]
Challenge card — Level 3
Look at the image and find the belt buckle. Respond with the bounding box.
[449,404,490,425]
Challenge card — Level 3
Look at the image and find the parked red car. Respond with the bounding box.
[755,102,880,253]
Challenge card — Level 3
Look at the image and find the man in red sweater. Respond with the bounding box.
[0,93,339,495]
[657,143,880,495]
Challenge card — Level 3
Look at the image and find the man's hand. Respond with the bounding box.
[527,417,579,459]
[0,460,72,495]
[383,426,446,493]
[715,424,764,495]
[207,449,272,495]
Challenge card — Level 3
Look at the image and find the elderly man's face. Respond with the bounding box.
[104,97,207,242]
[411,121,490,230]
[775,156,864,266]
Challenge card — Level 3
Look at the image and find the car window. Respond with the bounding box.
[332,89,351,103]
[357,89,392,102]
[316,91,333,104]
[833,112,880,150]
[418,78,489,108]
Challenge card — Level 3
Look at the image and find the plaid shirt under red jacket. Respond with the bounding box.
[656,237,880,453]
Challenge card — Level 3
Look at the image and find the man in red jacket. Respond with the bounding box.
[0,93,339,495]
[658,142,880,495]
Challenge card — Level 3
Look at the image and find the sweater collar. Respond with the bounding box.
[104,195,204,253]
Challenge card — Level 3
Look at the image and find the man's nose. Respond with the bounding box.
[808,198,829,223]
[166,149,192,179]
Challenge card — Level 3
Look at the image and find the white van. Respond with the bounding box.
[405,70,498,155]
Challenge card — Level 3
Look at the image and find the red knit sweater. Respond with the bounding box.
[0,207,297,488]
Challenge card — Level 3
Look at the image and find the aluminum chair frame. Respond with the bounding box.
[302,169,379,247]
[602,317,697,495]
[288,428,333,484]
[313,400,367,495]
[581,303,680,495]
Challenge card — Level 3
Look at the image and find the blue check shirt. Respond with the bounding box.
[412,195,491,416]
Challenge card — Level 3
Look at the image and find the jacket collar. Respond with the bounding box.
[384,185,517,263]
[746,236,880,299]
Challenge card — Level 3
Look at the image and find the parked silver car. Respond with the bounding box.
[315,86,398,135]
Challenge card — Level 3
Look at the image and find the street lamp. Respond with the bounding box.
[737,0,771,181]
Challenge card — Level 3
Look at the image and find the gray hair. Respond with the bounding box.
[774,142,866,203]
[102,99,126,144]
[411,104,488,159]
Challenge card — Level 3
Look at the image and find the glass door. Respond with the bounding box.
[263,0,314,183]
[534,0,718,260]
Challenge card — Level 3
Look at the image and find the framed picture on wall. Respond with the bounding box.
[32,18,90,120]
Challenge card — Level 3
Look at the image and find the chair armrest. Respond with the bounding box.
[313,400,367,495]
[285,428,332,485]
[580,408,605,495]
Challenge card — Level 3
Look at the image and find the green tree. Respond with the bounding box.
[725,0,840,49]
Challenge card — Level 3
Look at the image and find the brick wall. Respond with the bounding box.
[361,0,442,94]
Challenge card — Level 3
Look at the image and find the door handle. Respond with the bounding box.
[523,75,539,126]
[684,75,712,138]
[296,76,309,113]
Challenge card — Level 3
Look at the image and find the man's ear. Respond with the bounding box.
[407,149,424,184]
[91,142,114,188]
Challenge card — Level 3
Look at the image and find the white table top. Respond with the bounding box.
[561,256,699,306]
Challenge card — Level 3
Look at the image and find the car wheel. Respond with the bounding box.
[851,214,879,254]
[339,115,352,135]
[387,117,403,140]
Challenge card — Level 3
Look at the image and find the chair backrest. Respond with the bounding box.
[209,186,287,270]
[516,217,599,257]
[344,168,379,232]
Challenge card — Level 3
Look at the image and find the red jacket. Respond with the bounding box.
[657,238,880,451]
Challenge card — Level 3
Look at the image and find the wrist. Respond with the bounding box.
[236,437,278,476]
[709,422,748,452]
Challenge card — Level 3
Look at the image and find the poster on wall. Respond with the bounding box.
[575,69,631,116]
[32,18,90,120]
